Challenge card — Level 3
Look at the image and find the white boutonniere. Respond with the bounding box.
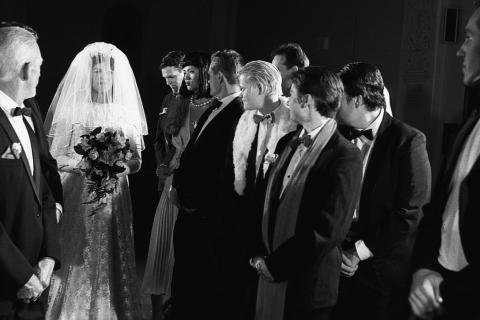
[264,153,279,165]
[11,142,22,159]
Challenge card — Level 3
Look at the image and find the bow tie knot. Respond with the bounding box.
[295,134,313,148]
[342,127,373,141]
[253,113,275,124]
[11,107,32,117]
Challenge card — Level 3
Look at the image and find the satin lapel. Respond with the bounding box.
[261,129,300,251]
[443,114,480,185]
[361,113,392,206]
[0,110,41,205]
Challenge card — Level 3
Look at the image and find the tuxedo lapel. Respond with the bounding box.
[443,114,480,186]
[262,130,300,251]
[0,110,41,206]
[361,113,392,205]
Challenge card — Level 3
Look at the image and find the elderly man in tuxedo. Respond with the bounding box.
[409,4,480,319]
[168,49,244,320]
[0,24,60,320]
[252,66,363,320]
[333,62,431,320]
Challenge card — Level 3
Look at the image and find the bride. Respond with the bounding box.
[43,42,148,319]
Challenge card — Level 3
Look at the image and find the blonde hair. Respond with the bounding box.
[239,60,282,97]
[0,27,39,81]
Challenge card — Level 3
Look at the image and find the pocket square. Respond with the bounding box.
[1,142,22,159]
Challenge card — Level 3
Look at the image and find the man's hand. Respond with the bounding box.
[34,258,55,289]
[156,165,170,178]
[250,256,274,282]
[409,268,444,319]
[169,186,180,208]
[17,274,44,303]
[341,248,360,277]
[55,207,62,224]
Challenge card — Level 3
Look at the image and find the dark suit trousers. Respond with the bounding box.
[169,208,218,320]
[334,263,409,320]
[287,306,333,320]
[0,299,44,320]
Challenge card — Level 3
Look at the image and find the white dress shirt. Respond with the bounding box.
[351,108,384,261]
[281,123,327,195]
[255,105,280,175]
[437,118,480,271]
[0,90,34,175]
[196,91,241,140]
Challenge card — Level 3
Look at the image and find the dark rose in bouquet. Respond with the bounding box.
[74,127,134,214]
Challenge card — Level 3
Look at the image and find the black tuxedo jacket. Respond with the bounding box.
[412,113,480,312]
[265,129,363,309]
[172,96,243,217]
[341,113,431,289]
[0,107,60,300]
[24,98,63,206]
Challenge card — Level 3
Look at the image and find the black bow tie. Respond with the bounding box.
[253,113,275,124]
[341,127,373,141]
[11,107,32,117]
[295,134,313,148]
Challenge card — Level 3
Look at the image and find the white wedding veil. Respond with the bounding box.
[44,42,148,158]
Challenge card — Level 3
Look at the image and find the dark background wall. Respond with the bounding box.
[0,0,472,259]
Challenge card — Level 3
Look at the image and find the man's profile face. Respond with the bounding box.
[457,8,480,86]
[25,43,42,99]
[336,93,356,126]
[208,58,221,97]
[161,66,183,94]
[272,54,295,96]
[239,74,264,111]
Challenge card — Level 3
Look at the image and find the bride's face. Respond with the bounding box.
[91,61,114,96]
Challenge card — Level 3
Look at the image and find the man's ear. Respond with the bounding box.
[301,94,311,108]
[289,65,299,74]
[20,62,30,81]
[353,95,363,109]
[218,71,225,85]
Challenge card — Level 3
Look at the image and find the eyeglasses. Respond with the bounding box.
[0,21,39,40]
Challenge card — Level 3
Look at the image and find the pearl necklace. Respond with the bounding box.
[190,96,216,107]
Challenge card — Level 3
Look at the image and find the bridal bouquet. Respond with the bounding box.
[74,127,133,214]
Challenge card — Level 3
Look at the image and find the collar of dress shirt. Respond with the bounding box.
[255,99,282,119]
[0,89,20,113]
[299,119,329,141]
[357,107,384,141]
[218,91,241,111]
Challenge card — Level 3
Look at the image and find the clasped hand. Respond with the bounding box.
[341,248,360,277]
[249,256,274,282]
[17,258,55,304]
[409,268,444,319]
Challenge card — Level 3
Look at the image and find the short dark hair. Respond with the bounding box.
[291,66,344,118]
[210,49,244,85]
[0,21,38,40]
[159,50,185,70]
[338,62,386,111]
[181,52,211,98]
[271,42,309,69]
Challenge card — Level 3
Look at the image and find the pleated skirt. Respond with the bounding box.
[142,175,178,296]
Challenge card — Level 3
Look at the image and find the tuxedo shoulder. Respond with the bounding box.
[330,131,362,156]
[275,130,298,153]
[388,117,427,144]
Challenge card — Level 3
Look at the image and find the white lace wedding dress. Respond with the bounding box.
[46,114,142,320]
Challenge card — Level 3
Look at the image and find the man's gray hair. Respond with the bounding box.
[0,26,38,81]
[238,60,282,97]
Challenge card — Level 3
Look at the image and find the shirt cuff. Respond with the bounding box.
[355,240,374,261]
